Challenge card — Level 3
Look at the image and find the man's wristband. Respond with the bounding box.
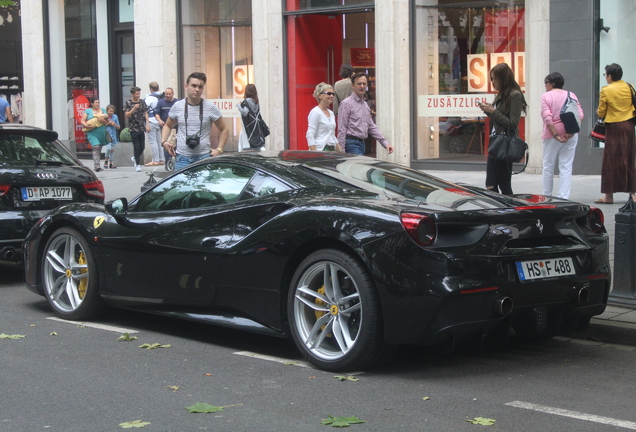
[217,148,224,154]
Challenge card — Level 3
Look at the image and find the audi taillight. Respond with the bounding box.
[588,207,604,234]
[82,180,105,199]
[400,212,436,246]
[0,185,9,197]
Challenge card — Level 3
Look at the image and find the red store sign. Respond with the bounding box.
[350,48,375,67]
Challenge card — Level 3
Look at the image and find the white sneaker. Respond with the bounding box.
[131,156,136,165]
[135,165,141,172]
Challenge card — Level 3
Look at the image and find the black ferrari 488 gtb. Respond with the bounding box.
[24,151,610,371]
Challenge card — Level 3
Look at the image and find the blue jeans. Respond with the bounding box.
[345,137,365,155]
[175,153,210,171]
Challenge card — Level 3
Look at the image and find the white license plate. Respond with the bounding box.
[515,257,576,281]
[21,186,73,201]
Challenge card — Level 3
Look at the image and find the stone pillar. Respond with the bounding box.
[21,0,47,128]
[375,0,410,165]
[253,0,284,150]
[525,0,551,174]
[133,0,179,163]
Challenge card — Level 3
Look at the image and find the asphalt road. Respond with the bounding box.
[3,264,636,432]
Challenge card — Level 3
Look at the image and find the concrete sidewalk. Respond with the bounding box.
[87,160,636,329]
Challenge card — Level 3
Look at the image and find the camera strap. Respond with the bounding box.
[184,100,204,137]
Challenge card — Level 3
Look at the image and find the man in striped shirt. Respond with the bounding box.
[337,72,394,155]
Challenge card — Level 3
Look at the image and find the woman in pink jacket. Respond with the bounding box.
[541,72,584,199]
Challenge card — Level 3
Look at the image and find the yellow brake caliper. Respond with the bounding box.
[314,286,332,337]
[77,251,88,299]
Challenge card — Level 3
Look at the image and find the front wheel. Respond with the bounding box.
[287,249,390,371]
[41,227,105,320]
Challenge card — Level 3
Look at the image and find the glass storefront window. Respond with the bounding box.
[65,0,98,152]
[180,0,252,152]
[414,1,525,161]
[285,0,374,12]
[0,0,22,122]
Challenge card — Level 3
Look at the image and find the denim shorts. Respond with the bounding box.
[175,153,210,171]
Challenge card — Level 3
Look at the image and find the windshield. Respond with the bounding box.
[301,158,503,210]
[0,134,77,165]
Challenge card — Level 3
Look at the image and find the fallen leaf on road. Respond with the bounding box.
[0,334,26,339]
[466,417,496,425]
[138,343,171,350]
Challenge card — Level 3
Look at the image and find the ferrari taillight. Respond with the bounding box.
[0,184,9,197]
[588,207,605,234]
[400,212,436,246]
[82,180,105,199]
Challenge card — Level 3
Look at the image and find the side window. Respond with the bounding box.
[240,171,291,201]
[135,163,256,212]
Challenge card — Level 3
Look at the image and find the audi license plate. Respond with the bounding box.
[21,186,73,201]
[515,257,576,281]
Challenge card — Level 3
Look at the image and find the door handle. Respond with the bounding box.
[201,237,219,247]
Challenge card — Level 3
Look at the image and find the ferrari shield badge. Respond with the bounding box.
[93,216,105,229]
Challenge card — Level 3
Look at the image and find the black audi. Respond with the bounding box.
[23,151,610,371]
[1,124,104,263]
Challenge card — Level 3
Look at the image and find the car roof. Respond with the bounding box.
[0,123,59,141]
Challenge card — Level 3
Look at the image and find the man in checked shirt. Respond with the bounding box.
[337,72,394,155]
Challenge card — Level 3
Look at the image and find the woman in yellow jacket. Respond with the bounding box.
[595,63,636,204]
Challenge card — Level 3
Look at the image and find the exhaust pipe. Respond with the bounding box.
[2,247,16,261]
[493,296,513,317]
[574,286,590,305]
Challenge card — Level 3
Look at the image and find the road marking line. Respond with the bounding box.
[46,317,138,334]
[234,351,311,368]
[233,351,365,376]
[506,401,636,430]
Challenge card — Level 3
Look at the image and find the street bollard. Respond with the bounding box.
[610,197,636,306]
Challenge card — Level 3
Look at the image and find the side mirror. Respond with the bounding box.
[105,198,128,215]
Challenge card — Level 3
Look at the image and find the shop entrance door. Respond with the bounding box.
[111,30,135,124]
[286,11,375,154]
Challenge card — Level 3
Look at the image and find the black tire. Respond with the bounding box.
[287,249,391,371]
[41,227,105,320]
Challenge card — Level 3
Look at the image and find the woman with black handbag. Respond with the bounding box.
[478,63,527,195]
[238,84,269,151]
[541,72,584,199]
[594,63,636,204]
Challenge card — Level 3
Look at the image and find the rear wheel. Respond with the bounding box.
[41,227,105,320]
[288,249,391,371]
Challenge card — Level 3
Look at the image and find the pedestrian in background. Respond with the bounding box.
[161,72,229,170]
[306,82,341,151]
[333,63,354,115]
[104,104,120,169]
[0,96,12,123]
[595,63,636,204]
[81,98,107,172]
[155,87,178,167]
[541,72,583,199]
[237,84,268,151]
[337,72,394,155]
[478,63,527,195]
[145,82,164,166]
[124,86,150,172]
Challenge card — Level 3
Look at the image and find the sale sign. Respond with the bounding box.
[233,65,254,99]
[350,48,375,67]
[73,93,90,145]
[467,51,525,93]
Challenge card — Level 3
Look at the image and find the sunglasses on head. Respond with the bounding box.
[321,92,335,96]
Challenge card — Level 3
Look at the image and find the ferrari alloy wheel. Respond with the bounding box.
[41,227,104,320]
[288,249,388,371]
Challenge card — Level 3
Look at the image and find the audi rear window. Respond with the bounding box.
[0,134,77,165]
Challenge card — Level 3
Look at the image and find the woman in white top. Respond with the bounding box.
[306,82,342,152]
